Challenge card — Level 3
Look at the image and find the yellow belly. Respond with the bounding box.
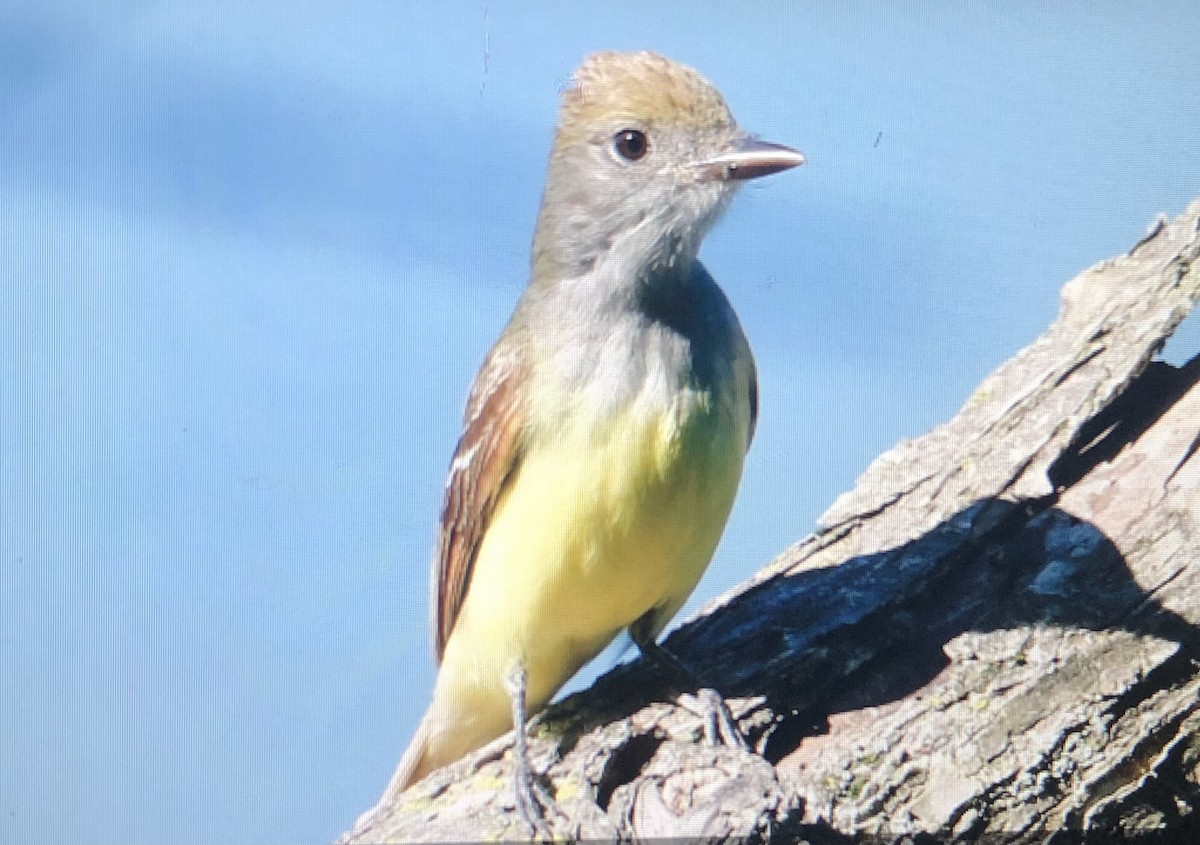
[423,393,747,767]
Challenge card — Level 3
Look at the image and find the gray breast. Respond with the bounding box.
[521,259,750,433]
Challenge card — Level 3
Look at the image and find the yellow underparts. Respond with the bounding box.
[418,385,747,778]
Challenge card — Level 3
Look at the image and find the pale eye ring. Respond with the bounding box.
[613,129,649,162]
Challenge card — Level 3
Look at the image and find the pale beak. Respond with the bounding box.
[698,137,806,182]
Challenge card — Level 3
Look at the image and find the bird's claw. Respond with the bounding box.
[678,687,751,752]
[513,760,559,841]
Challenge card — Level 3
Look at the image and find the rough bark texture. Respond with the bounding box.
[343,198,1200,844]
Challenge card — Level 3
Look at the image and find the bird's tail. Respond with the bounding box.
[378,711,435,806]
[364,684,510,820]
[351,715,432,833]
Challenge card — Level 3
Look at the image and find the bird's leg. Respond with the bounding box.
[629,620,750,752]
[502,663,559,840]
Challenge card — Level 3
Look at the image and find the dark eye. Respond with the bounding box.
[613,129,648,161]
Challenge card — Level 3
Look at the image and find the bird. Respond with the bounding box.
[376,49,803,824]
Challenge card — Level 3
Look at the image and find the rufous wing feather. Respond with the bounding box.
[432,339,529,661]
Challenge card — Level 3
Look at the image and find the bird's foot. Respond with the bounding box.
[628,627,752,752]
[678,687,751,751]
[503,663,567,841]
[511,745,560,841]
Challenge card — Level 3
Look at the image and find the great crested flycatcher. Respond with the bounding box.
[379,49,803,811]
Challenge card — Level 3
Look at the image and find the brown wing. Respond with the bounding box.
[431,339,528,662]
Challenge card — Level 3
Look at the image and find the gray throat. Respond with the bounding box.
[515,257,745,427]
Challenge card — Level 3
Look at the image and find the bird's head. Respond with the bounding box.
[531,51,804,285]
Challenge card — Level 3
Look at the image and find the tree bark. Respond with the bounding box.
[343,198,1200,844]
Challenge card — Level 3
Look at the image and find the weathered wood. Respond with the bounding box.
[343,198,1200,843]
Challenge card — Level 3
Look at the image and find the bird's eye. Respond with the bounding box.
[613,129,649,162]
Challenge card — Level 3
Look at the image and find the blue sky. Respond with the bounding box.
[2,3,1199,843]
